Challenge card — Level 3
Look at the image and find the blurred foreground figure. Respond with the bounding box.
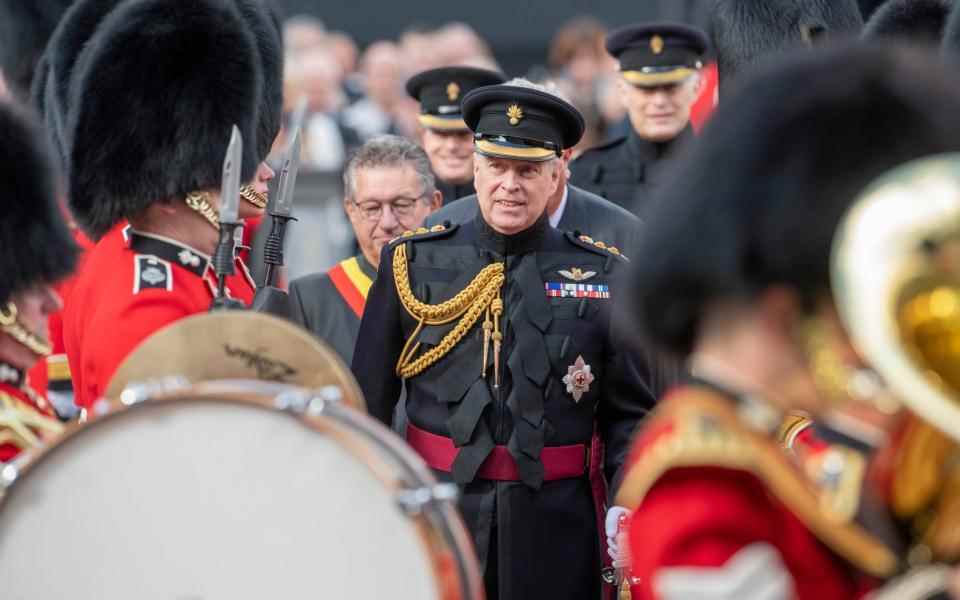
[0,101,77,460]
[0,0,72,100]
[616,43,960,600]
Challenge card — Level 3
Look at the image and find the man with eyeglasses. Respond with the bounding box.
[285,135,441,364]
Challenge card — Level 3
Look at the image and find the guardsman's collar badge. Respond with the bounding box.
[558,267,596,282]
[563,355,594,402]
[507,103,524,126]
[178,249,201,268]
[447,82,460,101]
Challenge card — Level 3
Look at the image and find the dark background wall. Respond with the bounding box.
[276,0,711,75]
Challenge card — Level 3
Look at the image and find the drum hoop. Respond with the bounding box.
[0,381,484,600]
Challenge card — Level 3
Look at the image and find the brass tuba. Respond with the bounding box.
[833,153,960,566]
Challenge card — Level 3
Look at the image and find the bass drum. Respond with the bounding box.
[0,380,484,600]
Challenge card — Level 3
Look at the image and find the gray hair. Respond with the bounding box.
[343,135,437,201]
[503,76,572,104]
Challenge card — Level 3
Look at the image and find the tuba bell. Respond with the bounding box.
[833,153,960,568]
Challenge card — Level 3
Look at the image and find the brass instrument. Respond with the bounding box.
[832,153,960,567]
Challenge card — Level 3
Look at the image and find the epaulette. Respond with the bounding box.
[564,231,629,262]
[615,388,898,579]
[388,222,459,247]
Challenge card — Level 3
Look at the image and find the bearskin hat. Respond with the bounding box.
[862,0,951,43]
[0,101,77,305]
[31,0,125,170]
[66,0,262,240]
[235,0,284,163]
[709,0,863,86]
[0,0,74,99]
[629,43,960,358]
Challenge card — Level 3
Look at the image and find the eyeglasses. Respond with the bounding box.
[351,196,425,222]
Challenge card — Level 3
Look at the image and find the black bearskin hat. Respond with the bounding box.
[31,0,125,171]
[863,0,951,43]
[630,43,960,358]
[0,0,74,99]
[66,0,262,240]
[0,100,77,305]
[709,0,863,86]
[235,0,284,163]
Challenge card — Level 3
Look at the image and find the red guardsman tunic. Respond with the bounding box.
[63,223,255,409]
[616,384,896,600]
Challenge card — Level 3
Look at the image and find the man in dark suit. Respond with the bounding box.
[427,78,642,256]
[285,135,441,364]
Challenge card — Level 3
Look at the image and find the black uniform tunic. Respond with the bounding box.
[352,213,669,600]
[569,126,693,217]
[436,177,476,206]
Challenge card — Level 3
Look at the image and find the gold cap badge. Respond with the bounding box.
[507,104,524,126]
[446,82,460,102]
[651,35,664,55]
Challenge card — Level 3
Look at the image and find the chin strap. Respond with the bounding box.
[240,184,268,209]
[0,302,52,357]
[184,191,220,230]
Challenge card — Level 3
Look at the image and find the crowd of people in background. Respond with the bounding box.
[280,15,632,171]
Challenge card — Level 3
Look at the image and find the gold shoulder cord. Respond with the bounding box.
[393,242,505,383]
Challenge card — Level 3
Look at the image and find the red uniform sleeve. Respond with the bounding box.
[628,467,792,600]
[75,291,194,408]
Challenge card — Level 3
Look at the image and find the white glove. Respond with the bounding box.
[605,505,632,569]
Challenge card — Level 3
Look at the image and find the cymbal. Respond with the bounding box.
[105,312,365,410]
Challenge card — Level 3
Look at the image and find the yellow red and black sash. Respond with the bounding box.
[328,257,374,319]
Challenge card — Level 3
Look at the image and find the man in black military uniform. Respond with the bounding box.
[406,66,505,204]
[569,23,706,217]
[426,78,643,255]
[352,84,668,600]
[286,135,441,364]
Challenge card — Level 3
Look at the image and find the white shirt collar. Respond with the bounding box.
[548,185,569,229]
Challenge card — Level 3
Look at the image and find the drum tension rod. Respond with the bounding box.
[396,484,460,516]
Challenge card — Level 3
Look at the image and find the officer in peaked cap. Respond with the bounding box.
[569,23,707,217]
[406,66,506,204]
[425,77,643,255]
[352,82,670,600]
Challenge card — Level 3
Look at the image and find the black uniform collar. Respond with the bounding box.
[0,362,24,387]
[129,230,211,277]
[627,123,693,161]
[474,210,548,256]
[685,373,783,435]
[437,178,475,205]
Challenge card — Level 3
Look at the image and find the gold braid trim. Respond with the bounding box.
[393,242,505,380]
[615,389,899,578]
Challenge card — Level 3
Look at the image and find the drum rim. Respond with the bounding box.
[1,380,484,600]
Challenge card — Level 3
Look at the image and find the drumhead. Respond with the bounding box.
[0,384,480,600]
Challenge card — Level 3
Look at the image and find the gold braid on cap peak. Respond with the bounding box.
[393,242,505,383]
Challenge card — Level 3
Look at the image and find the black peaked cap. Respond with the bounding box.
[406,66,506,131]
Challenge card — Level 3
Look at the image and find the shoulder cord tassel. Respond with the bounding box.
[393,242,505,380]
